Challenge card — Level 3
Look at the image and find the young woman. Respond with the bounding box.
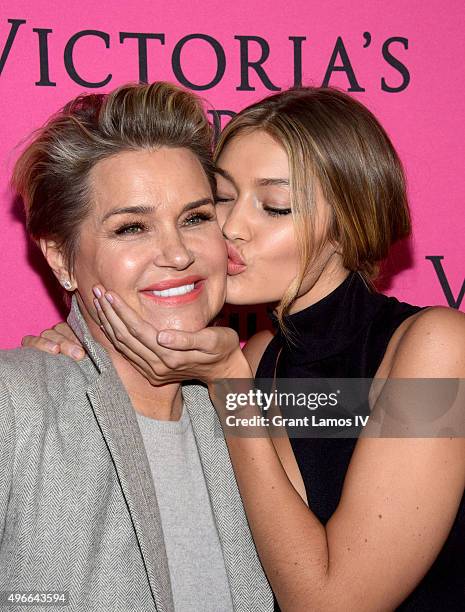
[24,87,465,611]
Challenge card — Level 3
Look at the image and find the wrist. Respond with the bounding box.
[223,347,253,380]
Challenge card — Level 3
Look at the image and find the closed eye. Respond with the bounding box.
[215,197,235,204]
[263,206,292,217]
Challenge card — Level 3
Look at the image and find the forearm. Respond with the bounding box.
[224,433,336,611]
[208,384,341,611]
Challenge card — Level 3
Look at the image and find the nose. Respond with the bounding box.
[153,229,195,270]
[219,196,252,242]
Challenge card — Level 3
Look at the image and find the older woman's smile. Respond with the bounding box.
[140,275,206,304]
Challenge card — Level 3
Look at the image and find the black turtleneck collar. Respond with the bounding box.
[270,272,385,363]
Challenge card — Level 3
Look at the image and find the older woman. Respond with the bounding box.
[1,83,272,612]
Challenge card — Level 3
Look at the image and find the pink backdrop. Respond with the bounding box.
[1,0,464,348]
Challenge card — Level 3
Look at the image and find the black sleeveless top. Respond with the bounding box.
[256,272,465,611]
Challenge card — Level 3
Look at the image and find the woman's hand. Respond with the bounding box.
[22,323,86,360]
[92,285,252,385]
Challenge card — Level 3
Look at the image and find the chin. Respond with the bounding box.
[225,294,267,306]
[225,284,276,307]
[157,309,214,332]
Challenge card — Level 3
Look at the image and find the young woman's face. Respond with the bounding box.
[215,129,336,308]
[215,130,299,306]
[71,148,227,338]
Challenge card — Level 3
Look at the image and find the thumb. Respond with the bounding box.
[157,327,236,354]
[157,329,201,351]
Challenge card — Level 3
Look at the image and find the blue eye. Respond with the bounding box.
[184,212,215,225]
[114,222,147,235]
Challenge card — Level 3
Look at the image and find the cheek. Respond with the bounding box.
[256,222,299,270]
[245,222,300,301]
[189,228,227,305]
[74,241,145,292]
[201,238,228,292]
[192,225,228,272]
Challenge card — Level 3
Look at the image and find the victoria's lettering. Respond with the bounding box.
[0,19,411,93]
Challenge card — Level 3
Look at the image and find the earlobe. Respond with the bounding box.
[39,238,76,291]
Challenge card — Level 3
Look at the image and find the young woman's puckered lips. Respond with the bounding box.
[226,243,247,276]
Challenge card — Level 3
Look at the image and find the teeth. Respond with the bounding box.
[151,283,195,297]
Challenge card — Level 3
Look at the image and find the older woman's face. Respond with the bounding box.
[72,148,227,336]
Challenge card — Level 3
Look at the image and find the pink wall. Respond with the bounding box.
[1,0,464,348]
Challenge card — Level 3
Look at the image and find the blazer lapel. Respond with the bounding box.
[183,383,273,612]
[67,298,174,612]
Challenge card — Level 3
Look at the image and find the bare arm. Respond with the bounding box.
[212,307,465,611]
[242,330,274,375]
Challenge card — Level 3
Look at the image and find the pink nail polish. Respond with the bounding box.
[93,287,102,298]
[105,293,114,304]
[93,298,101,310]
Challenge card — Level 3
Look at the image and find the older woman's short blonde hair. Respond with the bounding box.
[12,82,215,273]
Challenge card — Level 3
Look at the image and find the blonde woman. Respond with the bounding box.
[25,87,465,611]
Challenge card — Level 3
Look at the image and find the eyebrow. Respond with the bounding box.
[101,198,214,222]
[215,167,289,188]
[255,178,289,187]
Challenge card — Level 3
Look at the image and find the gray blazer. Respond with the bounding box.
[0,297,272,612]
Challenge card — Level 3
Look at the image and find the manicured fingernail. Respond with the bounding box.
[105,293,114,304]
[93,287,102,298]
[94,298,101,310]
[46,341,58,352]
[158,331,174,344]
[71,347,84,359]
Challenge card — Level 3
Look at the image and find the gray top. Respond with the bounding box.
[136,406,234,612]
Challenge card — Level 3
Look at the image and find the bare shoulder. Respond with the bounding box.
[391,306,465,377]
[242,329,275,376]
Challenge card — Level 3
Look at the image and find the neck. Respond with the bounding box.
[76,294,183,421]
[288,255,350,314]
[106,351,184,421]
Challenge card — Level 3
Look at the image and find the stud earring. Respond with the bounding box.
[62,279,73,290]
